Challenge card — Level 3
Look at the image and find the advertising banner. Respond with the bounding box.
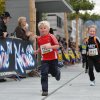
[0,38,37,75]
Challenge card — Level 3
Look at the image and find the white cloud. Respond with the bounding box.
[91,0,100,14]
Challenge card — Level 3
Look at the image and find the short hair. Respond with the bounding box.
[38,20,50,29]
[18,16,26,26]
[88,25,97,31]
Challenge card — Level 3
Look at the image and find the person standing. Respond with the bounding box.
[14,16,32,41]
[0,11,11,38]
[36,21,61,96]
[0,11,11,82]
[14,16,37,48]
[14,16,37,78]
[87,25,100,86]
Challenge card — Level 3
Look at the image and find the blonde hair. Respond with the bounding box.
[18,16,26,27]
[38,20,50,29]
[88,25,97,31]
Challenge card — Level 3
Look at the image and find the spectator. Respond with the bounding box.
[14,16,33,41]
[14,16,37,78]
[0,11,12,82]
[0,11,11,38]
[14,16,37,49]
[49,28,54,34]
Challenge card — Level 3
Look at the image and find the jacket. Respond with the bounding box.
[15,26,29,41]
[0,17,7,37]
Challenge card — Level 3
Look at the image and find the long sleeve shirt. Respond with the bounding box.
[0,17,7,37]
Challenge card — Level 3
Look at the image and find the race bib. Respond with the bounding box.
[88,48,98,56]
[82,50,86,54]
[40,43,53,54]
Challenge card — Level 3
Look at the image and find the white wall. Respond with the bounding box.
[6,0,30,34]
[47,13,65,37]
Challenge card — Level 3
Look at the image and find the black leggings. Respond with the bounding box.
[88,56,100,81]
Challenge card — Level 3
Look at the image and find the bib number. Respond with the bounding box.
[82,50,86,54]
[40,43,53,54]
[88,48,98,56]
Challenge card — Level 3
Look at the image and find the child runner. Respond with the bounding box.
[36,21,61,96]
[87,25,100,86]
[80,38,88,73]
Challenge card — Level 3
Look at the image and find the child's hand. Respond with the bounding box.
[34,49,40,54]
[43,45,52,49]
[34,50,38,54]
[33,35,37,38]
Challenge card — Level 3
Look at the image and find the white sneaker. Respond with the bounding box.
[90,80,95,86]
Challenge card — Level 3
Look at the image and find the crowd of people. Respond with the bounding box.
[1,11,100,96]
[56,35,81,67]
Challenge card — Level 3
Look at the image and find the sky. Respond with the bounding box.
[90,0,100,14]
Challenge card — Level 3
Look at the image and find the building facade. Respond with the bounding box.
[46,13,72,38]
[5,0,73,36]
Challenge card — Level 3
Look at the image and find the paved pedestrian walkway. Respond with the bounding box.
[0,63,100,100]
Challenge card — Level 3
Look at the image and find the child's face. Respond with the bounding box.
[38,24,49,36]
[88,27,96,37]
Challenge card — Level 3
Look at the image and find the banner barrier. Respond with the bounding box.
[0,38,37,76]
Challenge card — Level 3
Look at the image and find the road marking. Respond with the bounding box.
[42,71,84,100]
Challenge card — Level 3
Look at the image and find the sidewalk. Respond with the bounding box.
[0,63,100,100]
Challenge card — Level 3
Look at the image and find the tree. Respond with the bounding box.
[67,0,95,50]
[0,0,5,15]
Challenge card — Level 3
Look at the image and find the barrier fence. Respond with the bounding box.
[0,38,37,76]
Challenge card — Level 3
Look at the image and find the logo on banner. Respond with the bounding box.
[0,41,12,70]
[0,38,37,75]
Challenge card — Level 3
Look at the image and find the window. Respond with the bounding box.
[57,16,62,28]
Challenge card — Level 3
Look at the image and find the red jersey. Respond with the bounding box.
[37,33,59,60]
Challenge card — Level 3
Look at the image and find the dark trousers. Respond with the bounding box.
[82,54,87,63]
[41,59,59,92]
[88,56,100,81]
[82,54,88,70]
